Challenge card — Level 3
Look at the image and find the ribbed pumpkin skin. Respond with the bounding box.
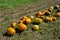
[18,23,27,31]
[7,27,16,35]
[25,18,32,24]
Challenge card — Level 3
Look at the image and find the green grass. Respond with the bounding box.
[0,0,60,40]
[0,0,36,9]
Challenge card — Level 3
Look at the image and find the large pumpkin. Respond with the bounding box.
[18,23,27,31]
[7,27,16,35]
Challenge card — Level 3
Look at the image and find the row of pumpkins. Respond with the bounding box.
[7,5,60,35]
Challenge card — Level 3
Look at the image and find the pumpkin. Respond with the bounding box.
[29,15,34,19]
[45,17,53,21]
[22,16,28,19]
[7,27,16,35]
[12,22,16,27]
[43,10,51,15]
[51,16,56,21]
[50,6,54,10]
[48,6,54,12]
[18,23,27,31]
[33,25,39,31]
[19,20,24,23]
[55,13,60,17]
[49,17,53,21]
[39,16,45,19]
[25,18,32,24]
[34,18,43,24]
[37,11,43,17]
[56,5,60,8]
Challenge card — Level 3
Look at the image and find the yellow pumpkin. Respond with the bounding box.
[12,22,16,27]
[7,27,16,35]
[55,13,60,17]
[50,6,54,10]
[56,5,60,8]
[34,18,43,23]
[25,18,32,24]
[18,23,27,31]
[33,25,39,31]
[48,6,54,12]
[29,15,34,19]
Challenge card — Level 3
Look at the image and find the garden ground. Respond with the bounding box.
[0,0,60,40]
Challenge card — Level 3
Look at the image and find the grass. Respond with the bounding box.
[0,0,60,40]
[0,0,36,9]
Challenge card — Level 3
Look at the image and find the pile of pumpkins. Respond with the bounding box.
[7,4,60,35]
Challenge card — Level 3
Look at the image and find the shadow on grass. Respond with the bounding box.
[32,22,40,25]
[3,32,13,37]
[3,28,23,37]
[15,28,22,33]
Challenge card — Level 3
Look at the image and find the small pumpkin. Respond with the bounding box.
[33,25,39,31]
[39,16,45,19]
[56,5,60,8]
[19,20,24,23]
[18,23,27,31]
[43,10,51,15]
[45,17,53,21]
[34,18,43,24]
[12,22,16,27]
[29,15,34,19]
[37,11,43,17]
[22,16,28,19]
[50,6,54,10]
[48,6,54,12]
[55,13,60,17]
[7,27,16,35]
[51,16,56,21]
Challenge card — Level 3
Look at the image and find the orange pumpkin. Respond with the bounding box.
[25,18,32,24]
[51,16,56,21]
[39,16,45,19]
[55,13,60,17]
[18,23,27,31]
[43,10,50,15]
[45,17,53,21]
[19,20,24,23]
[22,16,28,19]
[37,11,43,17]
[12,22,16,27]
[7,27,16,35]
